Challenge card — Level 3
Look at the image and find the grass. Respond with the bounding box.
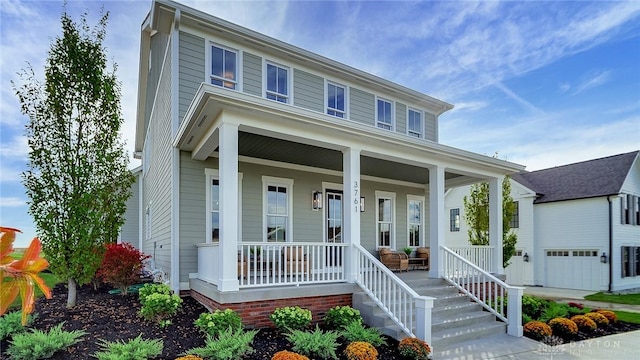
[585,292,640,306]
[611,310,640,325]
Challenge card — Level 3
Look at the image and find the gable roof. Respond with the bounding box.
[512,151,639,204]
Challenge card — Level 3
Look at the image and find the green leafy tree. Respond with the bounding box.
[463,174,517,268]
[13,10,134,308]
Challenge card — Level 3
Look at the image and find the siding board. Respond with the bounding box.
[350,88,375,126]
[425,112,437,141]
[243,52,262,96]
[178,31,205,124]
[293,68,324,112]
[396,102,407,135]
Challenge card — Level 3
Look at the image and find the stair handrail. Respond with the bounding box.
[441,246,523,337]
[353,244,434,343]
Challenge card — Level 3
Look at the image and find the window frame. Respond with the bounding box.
[450,208,460,232]
[264,61,290,104]
[375,191,396,249]
[407,195,424,248]
[376,97,394,131]
[510,201,520,229]
[262,176,294,242]
[209,42,239,90]
[326,81,347,118]
[622,246,640,278]
[407,108,423,138]
[205,169,243,243]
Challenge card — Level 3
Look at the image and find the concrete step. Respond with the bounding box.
[432,321,507,348]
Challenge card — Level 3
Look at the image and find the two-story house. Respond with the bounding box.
[132,0,526,345]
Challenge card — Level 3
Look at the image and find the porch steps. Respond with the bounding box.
[352,278,507,349]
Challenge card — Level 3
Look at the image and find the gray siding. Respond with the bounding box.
[179,31,205,124]
[145,32,170,135]
[425,112,437,141]
[350,88,375,126]
[120,172,140,248]
[242,52,262,96]
[395,102,407,135]
[142,38,174,278]
[293,69,324,113]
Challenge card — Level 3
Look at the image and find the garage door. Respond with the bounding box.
[545,249,601,290]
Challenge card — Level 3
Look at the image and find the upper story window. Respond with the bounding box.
[210,44,237,90]
[327,82,346,118]
[510,201,520,228]
[408,108,422,138]
[266,62,289,103]
[376,98,393,130]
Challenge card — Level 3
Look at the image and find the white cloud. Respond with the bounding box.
[0,135,29,158]
[572,69,612,95]
[0,197,26,207]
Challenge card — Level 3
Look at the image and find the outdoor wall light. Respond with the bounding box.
[600,252,607,264]
[360,197,365,212]
[312,191,323,210]
[523,253,529,262]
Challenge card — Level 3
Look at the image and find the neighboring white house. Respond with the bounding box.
[445,151,640,292]
[129,0,526,342]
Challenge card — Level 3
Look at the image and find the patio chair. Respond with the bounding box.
[282,246,309,275]
[379,248,409,272]
[416,247,430,270]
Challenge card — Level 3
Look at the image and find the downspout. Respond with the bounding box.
[607,196,613,292]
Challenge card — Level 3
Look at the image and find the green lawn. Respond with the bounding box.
[585,292,640,305]
[614,310,640,324]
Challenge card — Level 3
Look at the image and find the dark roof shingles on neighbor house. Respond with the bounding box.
[512,151,639,204]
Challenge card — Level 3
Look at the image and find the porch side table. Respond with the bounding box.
[408,257,428,270]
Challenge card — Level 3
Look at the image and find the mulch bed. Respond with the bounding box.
[1,283,403,359]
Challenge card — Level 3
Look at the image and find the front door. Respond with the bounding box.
[326,190,343,266]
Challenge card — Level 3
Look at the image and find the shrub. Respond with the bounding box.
[185,328,257,360]
[397,337,431,360]
[94,334,163,360]
[97,243,150,295]
[548,317,578,338]
[286,325,340,360]
[175,356,203,360]
[567,305,587,317]
[323,305,362,329]
[139,283,172,303]
[6,322,86,360]
[522,313,533,325]
[539,302,569,323]
[523,321,552,341]
[570,315,597,332]
[270,306,312,331]
[341,321,386,347]
[521,295,547,319]
[567,302,584,309]
[271,350,310,360]
[344,341,378,360]
[595,309,617,323]
[194,309,243,337]
[139,292,183,327]
[585,312,609,327]
[0,311,35,341]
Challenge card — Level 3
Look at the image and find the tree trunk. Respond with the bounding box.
[67,278,77,308]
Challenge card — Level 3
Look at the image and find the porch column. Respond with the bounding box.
[218,123,240,291]
[429,165,445,278]
[343,147,361,283]
[489,176,504,274]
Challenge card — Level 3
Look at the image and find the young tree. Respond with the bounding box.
[463,176,518,268]
[14,10,134,308]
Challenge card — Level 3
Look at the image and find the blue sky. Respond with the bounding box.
[1,0,639,246]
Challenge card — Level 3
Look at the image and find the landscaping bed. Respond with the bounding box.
[1,283,405,359]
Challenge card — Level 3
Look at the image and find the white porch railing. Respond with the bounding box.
[237,242,347,288]
[354,244,434,344]
[448,245,495,272]
[442,246,523,337]
[196,242,219,285]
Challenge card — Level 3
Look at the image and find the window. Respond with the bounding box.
[636,197,640,225]
[263,176,293,242]
[408,109,422,138]
[450,208,460,232]
[376,191,395,248]
[376,98,393,130]
[266,62,288,103]
[622,246,640,278]
[510,201,519,228]
[407,196,424,247]
[210,44,237,89]
[206,169,243,243]
[327,82,346,118]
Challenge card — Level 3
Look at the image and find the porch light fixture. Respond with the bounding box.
[360,197,365,212]
[523,253,529,262]
[600,252,607,264]
[312,191,323,210]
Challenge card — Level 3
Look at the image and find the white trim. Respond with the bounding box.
[407,107,423,139]
[206,41,241,91]
[138,173,144,250]
[205,168,243,243]
[376,96,394,131]
[170,10,181,294]
[322,182,345,244]
[262,176,294,242]
[325,80,348,119]
[407,194,425,248]
[264,59,292,104]
[375,190,396,249]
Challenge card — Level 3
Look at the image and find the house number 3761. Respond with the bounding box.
[353,181,359,213]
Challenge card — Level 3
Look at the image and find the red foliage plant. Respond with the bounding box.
[97,243,150,295]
